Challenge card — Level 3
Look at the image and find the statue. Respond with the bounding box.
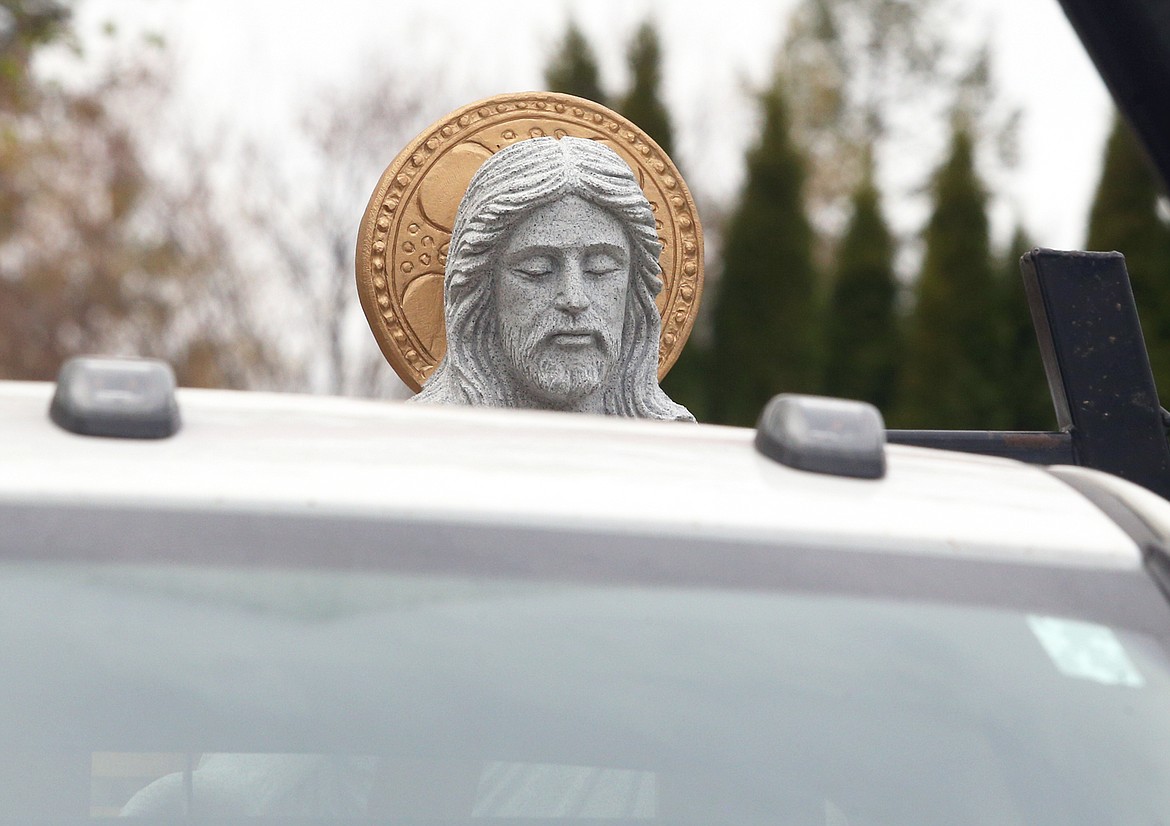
[411,136,693,421]
[356,93,705,420]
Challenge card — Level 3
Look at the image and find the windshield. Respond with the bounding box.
[3,555,1170,825]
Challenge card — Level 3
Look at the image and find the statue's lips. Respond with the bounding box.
[546,330,600,348]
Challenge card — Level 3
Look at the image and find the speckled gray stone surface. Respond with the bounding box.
[412,137,693,422]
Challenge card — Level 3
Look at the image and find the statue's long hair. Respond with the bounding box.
[413,136,692,421]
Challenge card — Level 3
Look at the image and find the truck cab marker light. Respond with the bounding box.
[49,357,180,439]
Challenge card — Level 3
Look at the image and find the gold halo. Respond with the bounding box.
[356,91,705,392]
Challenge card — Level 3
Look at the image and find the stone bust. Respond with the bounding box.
[411,136,694,422]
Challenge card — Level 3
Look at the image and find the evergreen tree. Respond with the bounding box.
[780,0,954,244]
[894,124,1000,428]
[617,21,674,157]
[995,229,1054,430]
[660,341,709,422]
[1086,113,1170,400]
[708,77,820,426]
[822,157,899,411]
[544,21,608,106]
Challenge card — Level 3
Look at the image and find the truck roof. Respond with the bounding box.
[0,380,1142,568]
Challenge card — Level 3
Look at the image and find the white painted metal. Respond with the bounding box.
[0,381,1140,566]
[1051,464,1170,541]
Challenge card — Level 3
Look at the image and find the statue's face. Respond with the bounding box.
[492,195,631,411]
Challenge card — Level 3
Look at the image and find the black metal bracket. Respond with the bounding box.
[1056,0,1170,198]
[889,249,1170,499]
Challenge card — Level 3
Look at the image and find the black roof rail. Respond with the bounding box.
[889,249,1170,500]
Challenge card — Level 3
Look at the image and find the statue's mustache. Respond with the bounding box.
[529,313,613,354]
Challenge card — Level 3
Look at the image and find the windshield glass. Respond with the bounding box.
[3,559,1169,825]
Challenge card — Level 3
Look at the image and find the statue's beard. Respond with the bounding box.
[498,311,621,409]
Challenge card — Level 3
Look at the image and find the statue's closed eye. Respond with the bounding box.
[512,254,556,278]
[584,253,623,277]
[582,248,627,276]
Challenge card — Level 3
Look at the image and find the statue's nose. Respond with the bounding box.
[555,263,591,315]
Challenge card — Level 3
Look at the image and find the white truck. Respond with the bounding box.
[1,358,1169,823]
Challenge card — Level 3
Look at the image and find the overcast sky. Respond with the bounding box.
[69,0,1112,252]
